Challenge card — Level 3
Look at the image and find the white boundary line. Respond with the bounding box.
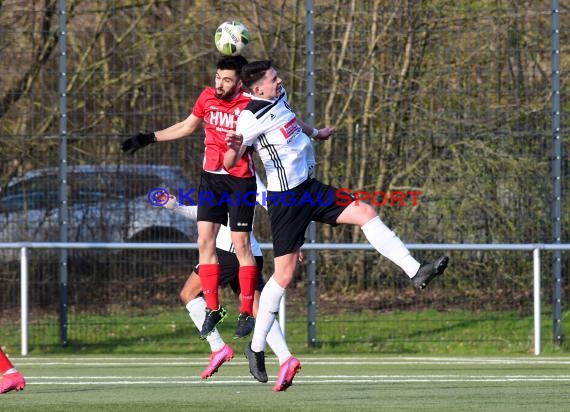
[12,357,570,366]
[13,356,570,361]
[23,377,570,385]
[28,374,570,379]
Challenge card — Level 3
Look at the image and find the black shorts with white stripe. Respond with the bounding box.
[267,178,355,257]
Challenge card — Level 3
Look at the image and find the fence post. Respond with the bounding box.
[20,247,28,356]
[57,0,69,347]
[305,0,318,347]
[550,0,563,346]
[533,248,541,355]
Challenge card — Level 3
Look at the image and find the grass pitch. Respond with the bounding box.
[2,355,569,411]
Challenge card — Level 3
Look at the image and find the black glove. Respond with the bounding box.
[121,132,157,154]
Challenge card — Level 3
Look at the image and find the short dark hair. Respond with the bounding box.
[241,60,272,90]
[217,55,248,75]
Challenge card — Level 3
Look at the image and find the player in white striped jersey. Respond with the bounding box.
[156,175,292,381]
[225,60,449,391]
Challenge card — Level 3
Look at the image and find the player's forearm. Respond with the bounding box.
[298,119,318,139]
[155,123,192,141]
[171,204,198,220]
[223,147,240,170]
[155,115,199,142]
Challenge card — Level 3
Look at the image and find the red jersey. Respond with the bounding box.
[192,87,254,178]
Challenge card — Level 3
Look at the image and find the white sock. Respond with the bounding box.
[361,216,420,278]
[251,276,284,352]
[186,297,225,352]
[266,320,291,365]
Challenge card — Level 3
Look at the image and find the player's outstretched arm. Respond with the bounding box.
[154,113,202,142]
[121,114,202,154]
[297,118,335,141]
[156,193,198,220]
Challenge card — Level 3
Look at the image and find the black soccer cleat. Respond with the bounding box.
[233,312,255,339]
[244,342,268,383]
[412,256,449,290]
[199,306,227,340]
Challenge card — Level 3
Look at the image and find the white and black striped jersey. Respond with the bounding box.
[237,89,315,192]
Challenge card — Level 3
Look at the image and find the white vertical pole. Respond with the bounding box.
[20,247,28,356]
[279,291,286,335]
[533,248,541,356]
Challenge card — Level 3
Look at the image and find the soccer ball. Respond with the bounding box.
[214,21,250,56]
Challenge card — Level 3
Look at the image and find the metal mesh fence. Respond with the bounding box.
[0,0,569,352]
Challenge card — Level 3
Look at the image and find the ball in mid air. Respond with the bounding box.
[215,21,250,56]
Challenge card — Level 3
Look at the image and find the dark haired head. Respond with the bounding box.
[217,55,249,75]
[241,60,272,90]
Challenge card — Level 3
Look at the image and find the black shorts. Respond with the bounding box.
[196,171,256,232]
[267,178,355,257]
[195,248,265,295]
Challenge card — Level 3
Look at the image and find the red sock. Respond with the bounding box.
[198,264,220,310]
[0,349,14,374]
[238,265,258,316]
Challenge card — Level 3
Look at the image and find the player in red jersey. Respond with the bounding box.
[0,347,25,394]
[122,56,258,339]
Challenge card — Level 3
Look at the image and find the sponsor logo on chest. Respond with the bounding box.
[280,117,301,142]
[208,107,241,129]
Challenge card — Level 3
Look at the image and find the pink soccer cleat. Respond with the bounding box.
[272,356,301,392]
[0,371,26,394]
[201,344,234,379]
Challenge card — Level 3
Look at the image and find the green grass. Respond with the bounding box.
[2,355,570,411]
[2,308,569,356]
